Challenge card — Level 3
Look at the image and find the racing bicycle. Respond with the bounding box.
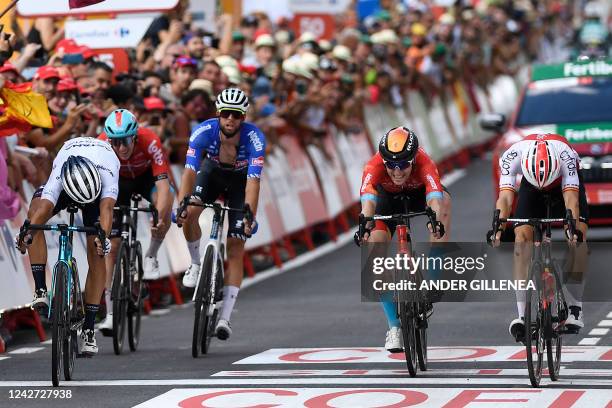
[359,195,443,377]
[108,194,158,355]
[176,197,253,357]
[492,202,578,387]
[18,206,106,387]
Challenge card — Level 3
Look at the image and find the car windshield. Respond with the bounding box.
[515,78,612,126]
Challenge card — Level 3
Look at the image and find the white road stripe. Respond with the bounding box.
[212,368,612,378]
[41,339,52,345]
[2,378,612,387]
[579,338,601,345]
[599,320,612,327]
[607,312,612,319]
[149,309,170,316]
[0,357,10,361]
[8,347,44,354]
[589,328,609,336]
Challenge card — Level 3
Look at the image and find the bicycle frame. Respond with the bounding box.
[192,202,227,302]
[48,209,78,320]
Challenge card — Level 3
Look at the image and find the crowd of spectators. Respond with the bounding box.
[0,0,610,218]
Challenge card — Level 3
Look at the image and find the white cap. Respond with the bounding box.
[255,34,276,48]
[222,66,242,84]
[301,52,319,72]
[332,45,352,62]
[189,79,213,95]
[282,57,313,79]
[215,55,239,69]
[298,31,317,44]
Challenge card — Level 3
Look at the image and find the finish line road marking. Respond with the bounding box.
[2,378,612,387]
[132,388,612,408]
[233,346,612,364]
[212,368,612,378]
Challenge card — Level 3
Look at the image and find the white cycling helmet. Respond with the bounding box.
[520,139,562,189]
[215,88,249,114]
[61,155,101,204]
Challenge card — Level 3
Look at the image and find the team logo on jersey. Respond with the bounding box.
[148,140,165,166]
[248,131,264,152]
[500,150,518,176]
[251,156,264,167]
[189,124,211,142]
[426,174,437,190]
[187,148,196,157]
[361,173,372,193]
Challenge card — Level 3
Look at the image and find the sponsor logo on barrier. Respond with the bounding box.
[148,140,165,166]
[252,156,265,167]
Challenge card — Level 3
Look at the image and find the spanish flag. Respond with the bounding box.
[0,82,52,137]
[69,0,106,9]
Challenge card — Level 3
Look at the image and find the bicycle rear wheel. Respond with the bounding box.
[128,241,144,352]
[63,263,78,381]
[416,302,428,371]
[192,246,214,358]
[525,262,544,388]
[112,241,129,355]
[52,263,68,387]
[399,302,418,377]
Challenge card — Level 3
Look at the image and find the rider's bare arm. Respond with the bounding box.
[245,178,260,216]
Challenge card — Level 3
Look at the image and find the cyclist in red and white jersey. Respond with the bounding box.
[97,109,173,334]
[489,133,588,340]
[356,127,451,352]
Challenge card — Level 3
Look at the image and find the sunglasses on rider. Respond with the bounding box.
[219,110,245,120]
[110,137,134,148]
[383,159,413,170]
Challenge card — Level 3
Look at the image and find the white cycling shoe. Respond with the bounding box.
[182,263,200,288]
[509,317,525,343]
[78,329,98,356]
[566,306,584,331]
[143,256,160,280]
[215,319,232,340]
[385,327,403,353]
[31,289,49,314]
[98,314,113,337]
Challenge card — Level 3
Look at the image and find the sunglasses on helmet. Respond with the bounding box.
[383,159,413,170]
[219,110,245,120]
[110,137,135,148]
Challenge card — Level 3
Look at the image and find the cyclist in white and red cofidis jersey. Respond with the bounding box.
[489,133,588,341]
[97,109,173,335]
[357,126,451,353]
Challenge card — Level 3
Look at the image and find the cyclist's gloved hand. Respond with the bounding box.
[243,218,258,237]
[353,227,371,247]
[15,231,32,253]
[94,237,112,256]
[486,229,502,247]
[427,221,445,239]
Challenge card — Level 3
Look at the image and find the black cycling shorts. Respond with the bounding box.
[192,158,249,241]
[514,170,589,225]
[111,169,160,237]
[372,185,449,235]
[33,186,100,235]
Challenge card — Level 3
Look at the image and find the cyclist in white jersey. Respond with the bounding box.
[17,137,120,355]
[488,133,588,342]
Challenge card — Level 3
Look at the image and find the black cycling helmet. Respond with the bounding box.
[379,126,419,162]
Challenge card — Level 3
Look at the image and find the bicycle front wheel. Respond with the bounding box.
[128,241,144,352]
[547,272,564,381]
[399,302,418,377]
[202,256,222,354]
[63,263,78,381]
[112,241,129,355]
[192,246,214,358]
[525,262,544,388]
[52,263,68,387]
[416,302,428,371]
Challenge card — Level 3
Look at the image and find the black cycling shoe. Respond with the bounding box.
[509,317,525,343]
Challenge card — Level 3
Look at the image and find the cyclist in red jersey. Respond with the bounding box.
[356,127,451,352]
[97,109,173,335]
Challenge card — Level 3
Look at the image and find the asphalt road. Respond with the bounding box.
[1,158,611,408]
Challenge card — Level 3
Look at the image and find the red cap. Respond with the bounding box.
[34,66,61,80]
[144,97,166,111]
[76,45,96,60]
[55,38,79,54]
[253,28,271,40]
[0,63,19,75]
[173,55,198,68]
[57,77,78,92]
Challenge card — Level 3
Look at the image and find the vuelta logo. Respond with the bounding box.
[148,140,165,166]
[252,156,264,167]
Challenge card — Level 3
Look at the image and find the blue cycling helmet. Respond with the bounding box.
[104,109,138,138]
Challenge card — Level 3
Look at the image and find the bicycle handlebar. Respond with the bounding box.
[358,206,443,241]
[175,197,252,228]
[491,209,576,241]
[17,220,106,255]
[113,204,159,226]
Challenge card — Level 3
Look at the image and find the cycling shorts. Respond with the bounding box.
[33,186,100,235]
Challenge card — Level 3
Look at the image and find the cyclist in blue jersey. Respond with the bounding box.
[176,88,266,340]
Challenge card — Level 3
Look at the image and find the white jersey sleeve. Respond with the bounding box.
[554,141,580,192]
[498,143,522,192]
[40,137,120,204]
